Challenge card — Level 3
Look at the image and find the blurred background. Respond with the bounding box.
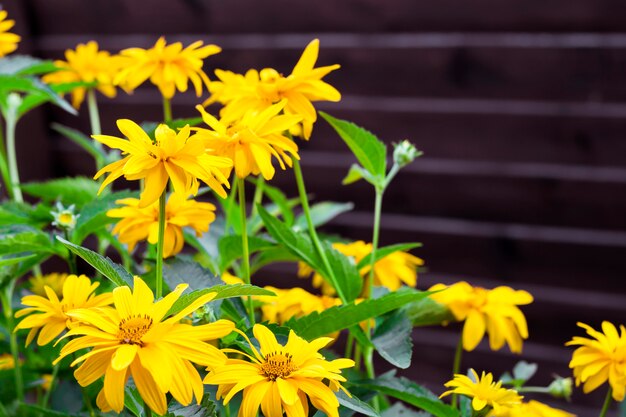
[4,0,626,416]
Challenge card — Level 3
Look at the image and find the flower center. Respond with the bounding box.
[117,315,153,346]
[260,351,297,381]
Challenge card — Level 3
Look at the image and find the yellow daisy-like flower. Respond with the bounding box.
[0,353,15,370]
[299,240,423,295]
[429,281,533,353]
[107,194,216,258]
[441,370,523,415]
[115,37,220,99]
[93,120,232,207]
[14,274,113,346]
[194,100,301,180]
[41,41,126,109]
[206,39,340,139]
[204,324,354,417]
[257,286,340,325]
[0,10,20,58]
[28,272,68,297]
[54,276,234,415]
[492,400,575,417]
[566,321,626,401]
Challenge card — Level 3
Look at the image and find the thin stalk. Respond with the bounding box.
[364,346,380,411]
[366,188,383,298]
[451,333,464,408]
[0,117,11,198]
[238,178,255,325]
[155,191,167,298]
[2,282,23,402]
[162,97,172,123]
[598,387,613,417]
[292,159,348,304]
[65,230,77,274]
[223,173,238,234]
[41,361,61,408]
[250,177,265,217]
[6,106,22,202]
[87,89,102,136]
[516,386,551,394]
[353,343,362,371]
[344,333,355,358]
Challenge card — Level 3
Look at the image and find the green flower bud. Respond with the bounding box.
[393,140,421,168]
[51,202,79,230]
[548,376,573,401]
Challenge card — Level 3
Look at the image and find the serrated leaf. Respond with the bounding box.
[354,372,459,417]
[167,397,216,417]
[51,123,108,167]
[0,225,57,257]
[342,164,369,185]
[286,288,430,340]
[403,296,455,327]
[337,390,380,417]
[372,311,413,369]
[356,242,422,270]
[73,190,137,243]
[163,258,222,291]
[218,234,275,271]
[293,201,354,232]
[56,237,133,287]
[22,177,101,208]
[320,112,387,181]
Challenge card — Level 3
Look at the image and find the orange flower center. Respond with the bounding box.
[118,315,153,345]
[260,351,297,381]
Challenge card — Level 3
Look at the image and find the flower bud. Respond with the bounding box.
[51,202,79,230]
[548,376,573,401]
[393,140,421,168]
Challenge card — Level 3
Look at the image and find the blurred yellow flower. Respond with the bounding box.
[28,273,68,297]
[429,282,533,353]
[194,100,301,180]
[206,39,340,139]
[115,37,220,99]
[441,369,522,415]
[41,41,126,109]
[107,194,216,258]
[492,400,575,417]
[204,324,354,417]
[0,10,20,58]
[55,276,234,415]
[567,321,626,401]
[41,374,53,391]
[299,240,423,295]
[0,353,15,370]
[14,274,113,346]
[93,120,232,206]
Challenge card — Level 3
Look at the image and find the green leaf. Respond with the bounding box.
[293,201,354,232]
[56,236,133,287]
[320,112,387,181]
[256,179,296,226]
[73,190,137,243]
[0,253,48,288]
[17,403,83,417]
[342,164,370,186]
[286,288,430,340]
[337,390,380,417]
[403,296,455,327]
[382,403,430,417]
[22,177,101,208]
[166,284,275,318]
[0,225,57,256]
[124,385,144,417]
[167,397,216,417]
[0,75,76,117]
[163,258,223,292]
[258,205,362,301]
[218,234,275,271]
[372,311,413,369]
[0,202,52,227]
[0,253,37,268]
[353,371,459,417]
[17,81,92,116]
[356,242,422,270]
[0,55,58,76]
[51,123,108,167]
[512,361,538,383]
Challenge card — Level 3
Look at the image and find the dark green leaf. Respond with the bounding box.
[382,403,431,417]
[0,202,52,227]
[218,234,275,271]
[403,296,455,327]
[22,177,101,208]
[0,253,37,268]
[256,179,296,226]
[293,201,354,232]
[356,242,422,270]
[17,403,82,417]
[0,225,57,256]
[124,385,144,417]
[250,246,299,273]
[337,390,380,417]
[73,190,137,243]
[167,396,216,417]
[163,258,222,292]
[372,311,413,369]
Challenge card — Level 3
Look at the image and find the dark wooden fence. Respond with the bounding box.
[5,0,626,415]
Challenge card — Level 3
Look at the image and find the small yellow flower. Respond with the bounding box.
[441,369,522,415]
[93,120,232,207]
[28,273,68,297]
[194,100,301,180]
[204,324,354,417]
[0,10,20,58]
[41,41,126,109]
[492,400,575,417]
[567,321,626,401]
[41,374,53,391]
[115,37,220,99]
[51,202,79,230]
[54,276,234,415]
[429,281,533,353]
[107,194,216,258]
[0,353,15,370]
[206,39,340,139]
[14,274,113,346]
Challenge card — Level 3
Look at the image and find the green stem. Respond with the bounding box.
[451,333,464,409]
[223,173,238,234]
[364,346,380,411]
[292,159,348,304]
[251,177,265,218]
[155,191,167,299]
[353,343,362,371]
[598,387,613,417]
[41,361,61,408]
[516,386,551,394]
[70,352,95,416]
[162,97,172,123]
[87,89,102,136]
[366,188,383,298]
[238,178,255,325]
[0,116,11,198]
[345,333,355,358]
[5,104,22,202]
[65,230,77,274]
[2,282,24,402]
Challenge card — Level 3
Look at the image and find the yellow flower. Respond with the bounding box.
[41,41,126,109]
[194,100,301,180]
[429,281,533,353]
[221,271,244,285]
[93,120,232,207]
[492,400,575,417]
[257,286,340,325]
[441,369,522,415]
[206,39,340,139]
[107,194,216,258]
[41,374,53,391]
[54,276,234,415]
[115,37,220,99]
[566,321,626,401]
[299,240,423,295]
[0,353,15,370]
[0,10,20,58]
[204,324,354,417]
[14,274,113,346]
[28,273,68,297]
